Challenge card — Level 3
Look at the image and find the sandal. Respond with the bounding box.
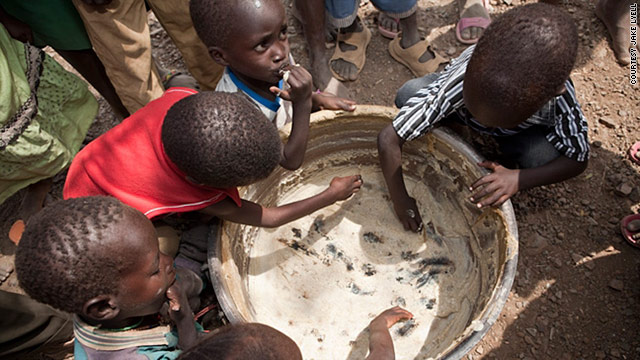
[628,141,640,165]
[388,37,447,77]
[8,219,25,245]
[455,0,491,45]
[378,13,400,39]
[329,22,372,82]
[162,70,200,90]
[620,214,640,248]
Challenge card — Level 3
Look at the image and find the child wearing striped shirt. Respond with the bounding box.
[378,3,588,232]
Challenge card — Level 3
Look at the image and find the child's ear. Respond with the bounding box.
[209,46,229,66]
[83,295,120,321]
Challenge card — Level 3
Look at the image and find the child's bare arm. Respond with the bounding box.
[203,175,363,227]
[270,66,313,170]
[166,281,197,349]
[311,92,356,112]
[377,125,423,233]
[470,156,588,208]
[366,307,414,360]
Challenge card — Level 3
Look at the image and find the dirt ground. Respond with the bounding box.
[1,0,639,359]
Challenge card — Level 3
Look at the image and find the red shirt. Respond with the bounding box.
[63,88,241,219]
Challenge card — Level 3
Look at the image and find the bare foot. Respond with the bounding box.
[330,17,365,81]
[458,0,490,43]
[596,0,635,65]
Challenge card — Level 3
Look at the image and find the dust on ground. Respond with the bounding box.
[1,0,639,359]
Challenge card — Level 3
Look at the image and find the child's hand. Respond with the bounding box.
[165,280,192,321]
[393,196,423,233]
[313,92,356,112]
[370,306,414,329]
[328,175,363,201]
[270,65,312,105]
[470,161,520,208]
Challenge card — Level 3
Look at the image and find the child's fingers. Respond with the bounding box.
[477,161,499,170]
[470,182,498,204]
[270,86,291,101]
[470,173,494,191]
[338,100,357,111]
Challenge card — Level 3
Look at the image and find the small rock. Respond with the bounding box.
[553,258,563,268]
[475,345,484,355]
[524,335,535,345]
[605,245,615,252]
[525,327,538,337]
[502,0,513,5]
[610,348,621,358]
[571,253,583,264]
[608,216,619,225]
[446,47,456,56]
[598,117,616,128]
[556,232,565,240]
[592,140,602,147]
[584,260,595,270]
[608,279,624,291]
[614,182,633,197]
[618,109,628,117]
[595,350,606,359]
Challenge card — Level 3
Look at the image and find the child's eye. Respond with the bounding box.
[254,42,268,52]
[280,25,288,40]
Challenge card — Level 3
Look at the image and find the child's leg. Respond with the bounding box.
[146,0,224,90]
[56,49,129,120]
[495,126,561,169]
[395,72,440,108]
[71,0,164,113]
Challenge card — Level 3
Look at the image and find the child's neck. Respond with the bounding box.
[81,315,150,331]
[229,67,278,102]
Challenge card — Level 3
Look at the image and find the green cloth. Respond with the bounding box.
[0,23,97,204]
[0,0,91,50]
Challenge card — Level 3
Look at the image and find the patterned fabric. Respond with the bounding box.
[73,316,182,360]
[0,24,97,204]
[393,45,589,162]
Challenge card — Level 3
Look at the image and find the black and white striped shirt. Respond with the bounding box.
[393,46,589,162]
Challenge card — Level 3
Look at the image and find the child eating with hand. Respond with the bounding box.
[190,0,357,170]
[15,197,201,359]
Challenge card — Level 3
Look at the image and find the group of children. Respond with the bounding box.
[4,0,599,358]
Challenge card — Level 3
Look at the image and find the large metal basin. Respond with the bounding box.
[208,106,518,359]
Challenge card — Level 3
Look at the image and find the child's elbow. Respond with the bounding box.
[572,159,588,177]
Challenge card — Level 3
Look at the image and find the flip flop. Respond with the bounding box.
[620,214,640,248]
[388,36,448,77]
[456,17,492,45]
[628,141,640,165]
[378,13,400,39]
[329,22,372,82]
[8,219,25,245]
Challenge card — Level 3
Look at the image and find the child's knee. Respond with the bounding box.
[395,73,440,108]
